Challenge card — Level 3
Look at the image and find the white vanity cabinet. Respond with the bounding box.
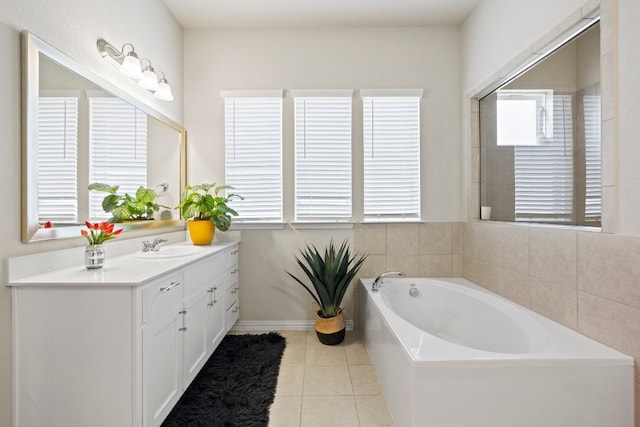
[9,242,239,427]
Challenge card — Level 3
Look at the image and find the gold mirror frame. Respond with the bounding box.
[21,31,186,243]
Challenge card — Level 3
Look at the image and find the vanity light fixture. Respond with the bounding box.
[96,38,173,101]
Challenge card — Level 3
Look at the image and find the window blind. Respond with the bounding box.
[89,97,147,220]
[583,94,602,224]
[514,94,573,222]
[362,94,421,220]
[37,96,79,223]
[224,94,283,222]
[294,95,352,221]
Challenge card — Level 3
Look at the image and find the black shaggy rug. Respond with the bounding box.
[161,332,287,427]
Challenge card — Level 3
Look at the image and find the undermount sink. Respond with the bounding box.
[135,245,204,259]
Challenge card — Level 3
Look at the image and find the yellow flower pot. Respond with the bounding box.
[187,220,215,245]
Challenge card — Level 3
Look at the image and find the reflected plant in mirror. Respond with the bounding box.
[88,182,169,222]
[479,22,601,227]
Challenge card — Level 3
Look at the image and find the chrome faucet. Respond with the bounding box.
[142,237,168,252]
[371,271,405,292]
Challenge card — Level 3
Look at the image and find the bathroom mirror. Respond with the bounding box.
[22,31,186,242]
[479,21,601,227]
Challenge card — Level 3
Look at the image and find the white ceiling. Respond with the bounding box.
[162,0,482,30]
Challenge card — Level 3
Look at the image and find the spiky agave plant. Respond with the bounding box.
[287,240,367,318]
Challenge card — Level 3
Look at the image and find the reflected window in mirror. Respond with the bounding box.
[479,22,601,227]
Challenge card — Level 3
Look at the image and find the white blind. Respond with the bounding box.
[37,96,79,223]
[89,97,147,220]
[224,95,283,222]
[514,95,573,222]
[583,94,602,224]
[362,95,421,220]
[294,95,352,221]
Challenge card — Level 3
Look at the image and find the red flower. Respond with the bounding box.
[80,221,123,245]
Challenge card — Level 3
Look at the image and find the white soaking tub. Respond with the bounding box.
[359,277,634,427]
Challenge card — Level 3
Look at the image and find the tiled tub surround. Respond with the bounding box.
[360,277,633,427]
[354,221,639,424]
[462,221,640,425]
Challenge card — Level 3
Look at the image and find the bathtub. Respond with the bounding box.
[359,277,634,427]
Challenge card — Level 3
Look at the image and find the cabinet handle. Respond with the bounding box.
[207,287,217,306]
[231,249,238,255]
[232,305,239,313]
[160,281,182,293]
[230,287,238,294]
[179,309,187,331]
[231,268,238,274]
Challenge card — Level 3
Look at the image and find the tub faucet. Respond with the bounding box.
[142,237,168,252]
[372,271,405,292]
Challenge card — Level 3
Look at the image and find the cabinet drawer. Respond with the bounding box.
[142,271,184,323]
[183,252,226,295]
[225,301,239,329]
[226,280,239,310]
[227,246,239,270]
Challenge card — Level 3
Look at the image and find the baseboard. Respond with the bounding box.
[231,320,354,331]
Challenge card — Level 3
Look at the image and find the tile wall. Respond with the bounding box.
[353,223,462,280]
[462,221,640,425]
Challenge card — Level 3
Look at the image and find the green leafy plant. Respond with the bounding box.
[88,182,167,222]
[287,240,367,318]
[176,183,242,231]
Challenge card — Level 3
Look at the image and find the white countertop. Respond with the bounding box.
[8,241,238,287]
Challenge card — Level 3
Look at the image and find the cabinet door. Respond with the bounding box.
[182,289,209,387]
[205,276,226,354]
[142,306,183,427]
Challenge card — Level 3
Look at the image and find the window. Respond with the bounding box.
[89,97,147,220]
[293,91,353,221]
[362,90,422,220]
[583,91,602,224]
[497,90,554,146]
[223,91,283,222]
[37,94,79,223]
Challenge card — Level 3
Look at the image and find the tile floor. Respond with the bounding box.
[231,329,396,427]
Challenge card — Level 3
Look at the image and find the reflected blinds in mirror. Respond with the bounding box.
[513,95,574,222]
[89,97,147,220]
[584,92,602,224]
[37,95,79,223]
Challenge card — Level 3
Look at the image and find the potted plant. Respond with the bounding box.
[287,240,367,345]
[88,182,167,222]
[176,183,242,245]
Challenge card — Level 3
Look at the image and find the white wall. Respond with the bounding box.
[0,0,184,424]
[183,27,463,323]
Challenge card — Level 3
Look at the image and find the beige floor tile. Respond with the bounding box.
[345,341,372,365]
[349,365,383,395]
[281,343,307,365]
[303,365,353,396]
[355,395,396,427]
[300,396,360,427]
[279,330,309,345]
[276,365,305,396]
[268,395,302,427]
[305,341,347,365]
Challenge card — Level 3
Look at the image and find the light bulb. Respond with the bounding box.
[121,52,142,81]
[154,79,174,101]
[139,67,159,92]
